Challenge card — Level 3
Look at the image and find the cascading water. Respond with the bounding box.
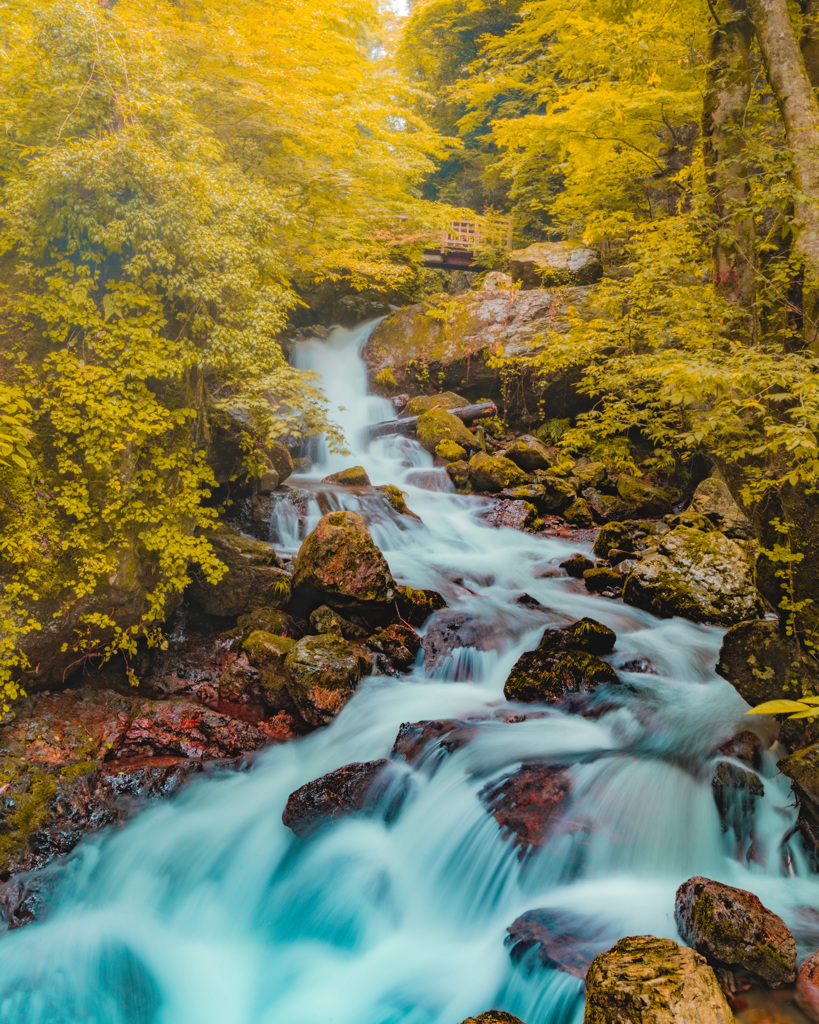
[2,320,818,1024]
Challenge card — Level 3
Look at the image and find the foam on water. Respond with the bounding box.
[1,320,817,1024]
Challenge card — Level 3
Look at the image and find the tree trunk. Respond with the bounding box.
[801,0,819,90]
[702,0,757,319]
[748,0,819,346]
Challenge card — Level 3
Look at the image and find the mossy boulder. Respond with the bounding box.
[405,392,467,416]
[235,606,305,642]
[583,567,623,593]
[416,407,477,455]
[675,876,796,988]
[623,526,759,626]
[446,460,470,489]
[292,511,396,608]
[321,466,371,487]
[582,488,634,522]
[505,644,618,704]
[616,474,673,517]
[309,605,366,639]
[564,498,594,527]
[560,553,595,578]
[284,635,371,726]
[584,935,734,1024]
[395,585,448,626]
[468,452,530,493]
[458,1014,526,1024]
[574,461,607,488]
[436,439,467,462]
[564,617,617,655]
[504,435,554,472]
[688,473,753,539]
[593,522,633,559]
[507,241,603,288]
[716,619,819,707]
[187,526,291,617]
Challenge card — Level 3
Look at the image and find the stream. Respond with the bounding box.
[2,320,819,1023]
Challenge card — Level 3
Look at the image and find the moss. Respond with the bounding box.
[435,440,467,462]
[0,770,58,872]
[583,567,623,592]
[564,497,593,527]
[416,408,476,455]
[405,392,465,416]
[468,452,530,492]
[378,484,416,517]
[593,521,632,558]
[322,466,371,487]
[616,473,672,515]
[243,630,295,666]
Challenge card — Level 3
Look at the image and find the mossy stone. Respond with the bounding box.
[321,466,371,487]
[564,497,594,527]
[583,567,623,593]
[593,522,633,559]
[416,408,476,455]
[436,439,467,462]
[616,473,673,516]
[468,452,530,493]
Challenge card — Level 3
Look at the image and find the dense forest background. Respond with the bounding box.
[3,0,819,705]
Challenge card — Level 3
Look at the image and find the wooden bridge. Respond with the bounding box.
[421,214,514,270]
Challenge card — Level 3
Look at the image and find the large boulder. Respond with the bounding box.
[503,436,555,472]
[404,391,467,416]
[776,744,819,852]
[391,718,477,767]
[674,876,796,988]
[716,619,819,707]
[362,288,598,423]
[688,474,754,539]
[457,1014,526,1024]
[504,621,618,704]
[583,935,735,1024]
[623,526,759,626]
[281,759,402,838]
[187,526,290,617]
[284,635,371,726]
[422,612,504,673]
[616,474,673,517]
[291,511,397,609]
[506,907,616,979]
[507,242,603,289]
[242,630,296,710]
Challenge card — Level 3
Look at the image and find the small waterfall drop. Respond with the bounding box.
[1,320,817,1024]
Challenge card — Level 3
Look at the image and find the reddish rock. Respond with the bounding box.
[391,719,477,766]
[291,510,396,607]
[422,612,504,673]
[675,876,797,988]
[284,635,371,726]
[394,585,448,626]
[282,760,404,838]
[506,907,615,979]
[114,699,281,760]
[367,624,421,671]
[716,731,763,770]
[458,1013,527,1024]
[480,763,571,854]
[477,500,541,532]
[797,950,819,1022]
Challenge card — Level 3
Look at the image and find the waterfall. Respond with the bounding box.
[1,320,817,1024]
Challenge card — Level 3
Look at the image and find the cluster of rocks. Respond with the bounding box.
[0,506,443,928]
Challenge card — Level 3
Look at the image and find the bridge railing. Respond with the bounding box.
[438,214,513,252]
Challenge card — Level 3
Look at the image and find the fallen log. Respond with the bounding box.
[362,401,498,442]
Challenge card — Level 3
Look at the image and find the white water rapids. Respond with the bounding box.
[2,320,819,1023]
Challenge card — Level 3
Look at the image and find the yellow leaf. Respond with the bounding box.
[745,699,811,715]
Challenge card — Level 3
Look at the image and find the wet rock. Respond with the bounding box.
[689,474,754,539]
[563,618,617,655]
[423,612,503,672]
[242,631,297,711]
[583,567,623,594]
[711,762,764,852]
[593,522,633,559]
[505,647,618,703]
[535,475,577,514]
[582,488,634,522]
[468,452,530,493]
[674,876,796,988]
[115,699,285,759]
[321,466,371,487]
[504,436,554,472]
[507,242,603,288]
[366,624,421,671]
[777,745,819,853]
[797,950,819,1022]
[716,619,819,708]
[218,653,261,704]
[0,870,61,930]
[416,408,478,456]
[560,553,595,578]
[292,510,396,609]
[309,605,367,639]
[187,526,291,617]
[282,759,403,838]
[376,484,419,520]
[391,719,476,766]
[477,500,541,532]
[284,635,371,726]
[716,732,763,770]
[480,763,571,853]
[564,498,594,527]
[574,461,607,489]
[395,585,448,626]
[623,526,759,626]
[616,474,673,516]
[506,907,615,979]
[447,460,470,488]
[617,657,657,674]
[458,1013,526,1024]
[584,935,734,1024]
